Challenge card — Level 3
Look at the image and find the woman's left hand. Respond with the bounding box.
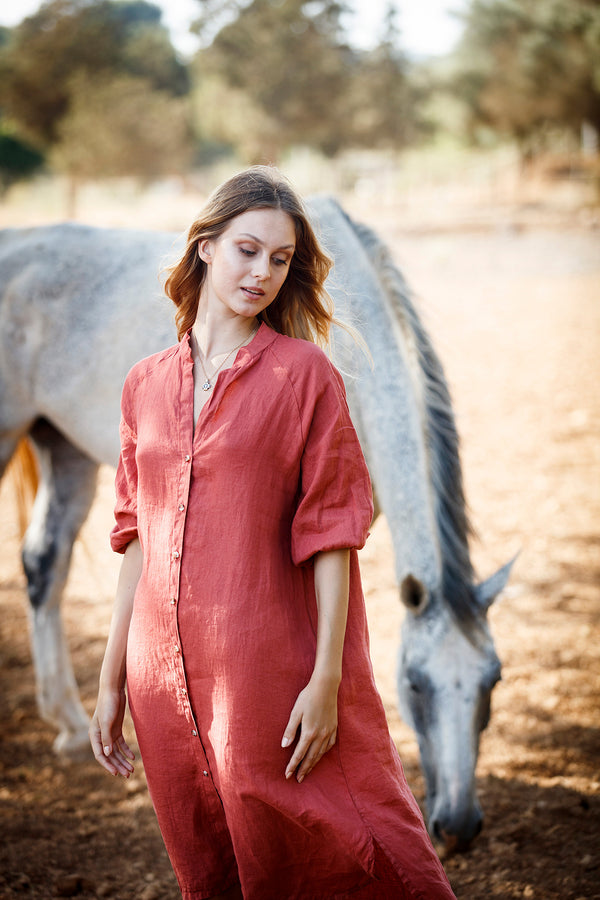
[281,676,339,783]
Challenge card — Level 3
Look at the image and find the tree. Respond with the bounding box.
[0,0,189,148]
[451,0,600,152]
[348,3,426,150]
[194,0,356,160]
[192,75,283,163]
[0,131,44,195]
[50,72,192,214]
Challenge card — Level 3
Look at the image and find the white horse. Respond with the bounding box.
[0,198,512,850]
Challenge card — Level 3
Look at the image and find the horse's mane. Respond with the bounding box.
[344,212,484,639]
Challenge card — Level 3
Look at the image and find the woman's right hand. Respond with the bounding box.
[89,686,135,778]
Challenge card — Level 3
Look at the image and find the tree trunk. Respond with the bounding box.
[65,174,80,219]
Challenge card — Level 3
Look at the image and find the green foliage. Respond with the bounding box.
[347,3,427,149]
[0,0,189,148]
[451,0,600,150]
[193,0,426,160]
[0,131,44,194]
[50,73,192,180]
[196,0,354,159]
[121,21,190,96]
[192,74,284,163]
[0,0,435,177]
[0,0,193,203]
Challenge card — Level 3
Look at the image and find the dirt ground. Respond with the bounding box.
[0,191,599,899]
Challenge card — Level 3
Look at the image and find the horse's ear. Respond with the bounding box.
[400,574,430,615]
[474,555,518,610]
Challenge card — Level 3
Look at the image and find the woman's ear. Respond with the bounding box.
[198,239,212,264]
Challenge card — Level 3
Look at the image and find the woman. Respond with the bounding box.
[90,166,456,900]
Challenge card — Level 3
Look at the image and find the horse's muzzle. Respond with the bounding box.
[431,807,483,853]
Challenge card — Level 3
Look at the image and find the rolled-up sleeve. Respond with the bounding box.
[290,358,373,566]
[110,378,139,554]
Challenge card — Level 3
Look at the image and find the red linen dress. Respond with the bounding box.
[111,323,456,900]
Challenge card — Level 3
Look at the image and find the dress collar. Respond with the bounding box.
[181,321,278,372]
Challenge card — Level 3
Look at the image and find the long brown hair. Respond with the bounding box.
[164,166,336,346]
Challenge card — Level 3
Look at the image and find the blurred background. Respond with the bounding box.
[0,3,599,899]
[0,0,598,225]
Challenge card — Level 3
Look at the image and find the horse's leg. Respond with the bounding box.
[23,419,99,755]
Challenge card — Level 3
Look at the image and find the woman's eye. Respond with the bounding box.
[273,257,288,266]
[240,247,255,257]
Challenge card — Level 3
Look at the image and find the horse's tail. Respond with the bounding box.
[7,438,39,538]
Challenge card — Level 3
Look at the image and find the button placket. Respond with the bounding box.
[176,669,213,780]
[167,446,192,641]
[165,350,224,799]
[171,416,216,774]
[170,458,206,755]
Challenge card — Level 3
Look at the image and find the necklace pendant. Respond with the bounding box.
[202,380,212,392]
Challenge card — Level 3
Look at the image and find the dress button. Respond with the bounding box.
[192,729,197,737]
[185,454,191,462]
[178,504,185,512]
[181,687,187,695]
[174,644,180,653]
[203,770,209,777]
[170,598,176,605]
[173,550,180,559]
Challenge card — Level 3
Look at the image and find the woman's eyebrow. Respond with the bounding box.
[239,232,295,251]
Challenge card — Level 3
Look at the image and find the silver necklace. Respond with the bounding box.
[196,327,258,392]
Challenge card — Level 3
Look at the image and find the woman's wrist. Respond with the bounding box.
[310,665,342,690]
[98,666,126,693]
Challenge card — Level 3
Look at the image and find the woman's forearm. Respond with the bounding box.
[99,538,143,691]
[311,548,350,686]
[282,548,351,781]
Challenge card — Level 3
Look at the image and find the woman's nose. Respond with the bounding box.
[251,254,269,279]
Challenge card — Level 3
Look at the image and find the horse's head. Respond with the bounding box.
[396,560,514,852]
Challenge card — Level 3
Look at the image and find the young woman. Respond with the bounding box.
[90,166,456,900]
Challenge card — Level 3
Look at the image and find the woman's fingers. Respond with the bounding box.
[285,727,337,783]
[114,735,135,761]
[108,741,135,778]
[89,717,109,764]
[101,741,135,778]
[110,736,135,769]
[284,732,310,780]
[89,715,135,778]
[281,702,302,751]
[297,729,337,783]
[283,683,339,782]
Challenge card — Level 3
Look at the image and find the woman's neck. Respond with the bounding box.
[192,312,258,361]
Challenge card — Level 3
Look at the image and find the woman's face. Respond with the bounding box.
[198,208,296,321]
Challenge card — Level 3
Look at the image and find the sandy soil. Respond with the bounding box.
[1,204,599,899]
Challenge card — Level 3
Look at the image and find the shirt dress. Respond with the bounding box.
[111,323,456,900]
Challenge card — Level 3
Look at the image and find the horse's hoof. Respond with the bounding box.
[53,728,92,759]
